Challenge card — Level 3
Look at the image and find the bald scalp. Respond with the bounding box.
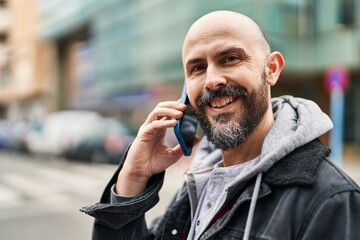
[182,10,271,58]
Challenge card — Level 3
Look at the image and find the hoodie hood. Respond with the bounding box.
[258,95,333,173]
[263,95,333,157]
[188,95,333,181]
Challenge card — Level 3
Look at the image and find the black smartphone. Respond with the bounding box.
[173,83,198,156]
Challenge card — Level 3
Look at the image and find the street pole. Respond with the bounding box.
[324,65,350,167]
[329,85,344,166]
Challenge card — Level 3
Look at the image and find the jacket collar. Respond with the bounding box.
[263,139,331,186]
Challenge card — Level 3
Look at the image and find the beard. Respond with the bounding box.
[194,73,269,151]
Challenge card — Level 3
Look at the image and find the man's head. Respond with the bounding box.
[182,11,285,150]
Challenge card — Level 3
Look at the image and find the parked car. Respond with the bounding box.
[24,111,103,156]
[64,117,134,164]
[24,110,135,163]
[0,120,12,150]
[0,120,29,152]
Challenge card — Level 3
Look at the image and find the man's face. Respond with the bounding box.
[182,15,271,150]
[194,75,269,150]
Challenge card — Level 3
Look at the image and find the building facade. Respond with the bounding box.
[1,0,360,145]
[0,0,56,121]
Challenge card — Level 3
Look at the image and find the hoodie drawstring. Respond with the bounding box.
[243,172,263,240]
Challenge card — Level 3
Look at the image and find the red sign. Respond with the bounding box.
[324,65,350,92]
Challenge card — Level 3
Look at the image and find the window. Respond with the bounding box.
[339,0,355,26]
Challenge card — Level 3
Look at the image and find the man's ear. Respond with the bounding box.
[265,51,285,86]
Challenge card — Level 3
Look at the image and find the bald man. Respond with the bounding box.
[82,11,360,240]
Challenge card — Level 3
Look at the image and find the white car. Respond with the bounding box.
[25,111,103,156]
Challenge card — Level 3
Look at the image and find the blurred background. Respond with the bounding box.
[0,0,359,239]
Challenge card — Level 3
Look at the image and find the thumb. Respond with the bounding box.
[172,135,201,158]
[171,144,187,159]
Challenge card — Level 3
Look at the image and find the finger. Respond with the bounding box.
[151,118,178,129]
[156,101,186,110]
[145,106,184,124]
[170,144,187,160]
[141,118,178,135]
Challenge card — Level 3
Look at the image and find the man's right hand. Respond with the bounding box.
[115,101,187,196]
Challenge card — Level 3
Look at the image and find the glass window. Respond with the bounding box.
[338,0,355,26]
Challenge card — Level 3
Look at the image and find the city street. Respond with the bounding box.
[0,151,184,240]
[0,150,359,240]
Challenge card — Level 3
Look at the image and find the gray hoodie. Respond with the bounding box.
[185,96,333,240]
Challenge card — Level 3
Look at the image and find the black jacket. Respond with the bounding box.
[81,139,360,239]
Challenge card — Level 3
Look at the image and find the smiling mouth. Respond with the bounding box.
[210,96,237,108]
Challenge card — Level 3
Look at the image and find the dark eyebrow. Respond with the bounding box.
[185,57,205,67]
[185,47,249,68]
[214,47,248,59]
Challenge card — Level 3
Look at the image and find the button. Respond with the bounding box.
[196,220,201,226]
[171,229,177,235]
[206,202,212,209]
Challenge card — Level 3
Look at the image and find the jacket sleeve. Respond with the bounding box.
[80,146,165,240]
[300,188,360,240]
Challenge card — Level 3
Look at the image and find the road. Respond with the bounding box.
[0,151,184,240]
[0,150,358,240]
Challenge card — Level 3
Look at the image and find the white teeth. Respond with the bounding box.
[210,96,236,108]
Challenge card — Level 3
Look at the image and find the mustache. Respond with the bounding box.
[196,85,248,109]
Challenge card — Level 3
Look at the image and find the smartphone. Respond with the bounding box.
[173,83,198,156]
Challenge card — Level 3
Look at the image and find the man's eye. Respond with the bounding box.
[223,56,239,63]
[192,65,205,72]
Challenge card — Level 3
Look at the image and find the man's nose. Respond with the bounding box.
[204,65,227,91]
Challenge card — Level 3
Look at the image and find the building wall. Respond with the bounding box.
[2,0,359,144]
[0,0,56,120]
[0,0,11,115]
[38,0,360,89]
